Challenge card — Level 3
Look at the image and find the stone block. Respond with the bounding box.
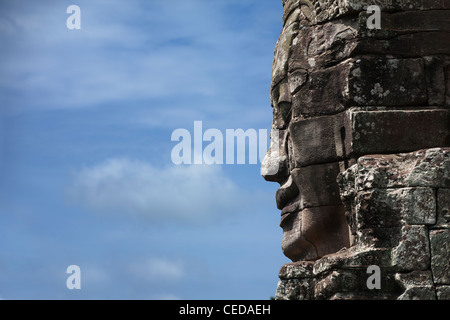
[353,148,450,190]
[329,292,398,300]
[356,10,450,57]
[291,162,343,209]
[292,62,352,117]
[279,261,314,280]
[313,247,392,275]
[395,271,436,300]
[355,188,436,229]
[437,286,450,300]
[275,278,315,300]
[356,33,450,58]
[288,20,358,72]
[430,230,450,284]
[288,10,450,74]
[348,57,427,106]
[289,113,346,167]
[391,225,430,271]
[345,109,450,159]
[446,63,450,105]
[312,0,450,24]
[356,227,402,249]
[292,57,430,118]
[435,188,450,229]
[358,10,450,39]
[314,269,398,300]
[423,56,447,105]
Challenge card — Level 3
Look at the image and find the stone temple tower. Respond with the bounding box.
[262,0,450,300]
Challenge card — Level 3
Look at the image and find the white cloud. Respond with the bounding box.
[0,0,279,118]
[129,257,185,282]
[83,265,111,287]
[66,158,249,223]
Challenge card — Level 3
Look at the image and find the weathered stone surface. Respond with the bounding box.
[291,58,431,118]
[435,188,450,229]
[395,271,436,300]
[289,113,346,167]
[276,146,450,298]
[358,10,450,38]
[267,0,450,301]
[292,62,352,117]
[423,56,448,106]
[288,69,308,96]
[289,21,358,72]
[355,188,436,229]
[272,22,299,91]
[291,162,343,208]
[314,269,398,300]
[328,292,397,300]
[312,247,392,275]
[356,32,450,57]
[349,58,427,106]
[355,11,450,61]
[282,0,450,27]
[446,62,450,105]
[288,10,450,73]
[311,0,450,24]
[279,261,314,279]
[391,226,430,271]
[437,286,450,300]
[344,108,450,157]
[430,230,450,284]
[349,148,450,191]
[356,227,402,249]
[275,278,314,300]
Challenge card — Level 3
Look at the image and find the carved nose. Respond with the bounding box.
[277,80,292,105]
[261,128,289,184]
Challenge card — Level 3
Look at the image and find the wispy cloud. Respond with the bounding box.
[1,0,278,117]
[129,257,185,282]
[66,158,252,223]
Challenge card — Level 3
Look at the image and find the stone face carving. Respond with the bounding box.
[263,0,450,299]
[275,148,450,300]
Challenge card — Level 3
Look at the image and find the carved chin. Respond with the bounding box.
[281,211,319,261]
[280,206,350,262]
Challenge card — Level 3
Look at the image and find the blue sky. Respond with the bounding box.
[0,0,287,299]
